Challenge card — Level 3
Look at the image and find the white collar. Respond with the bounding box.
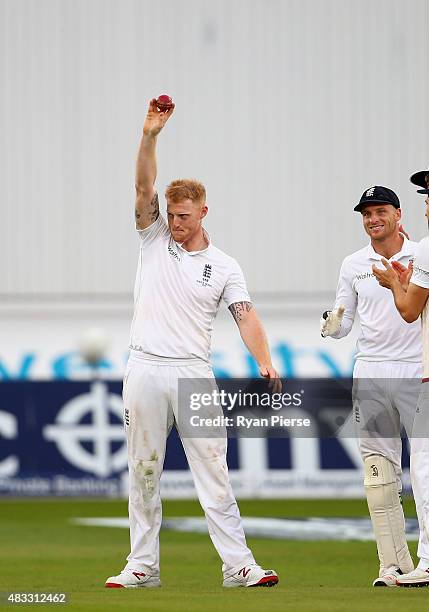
[366,234,413,261]
[176,228,211,256]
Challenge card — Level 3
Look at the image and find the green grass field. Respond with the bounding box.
[0,497,428,611]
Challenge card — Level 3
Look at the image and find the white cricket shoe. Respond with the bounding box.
[372,568,402,587]
[396,568,429,588]
[105,569,161,588]
[223,564,279,588]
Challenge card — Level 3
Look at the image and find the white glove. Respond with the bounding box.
[320,305,345,337]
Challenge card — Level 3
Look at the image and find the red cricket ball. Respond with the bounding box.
[156,94,173,111]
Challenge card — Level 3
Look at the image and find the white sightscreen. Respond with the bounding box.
[1,0,428,299]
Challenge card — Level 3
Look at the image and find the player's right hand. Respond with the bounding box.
[143,98,175,136]
[320,305,345,337]
[373,259,404,290]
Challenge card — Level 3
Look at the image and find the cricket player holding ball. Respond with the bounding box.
[105,97,280,589]
[373,167,429,587]
[321,186,422,586]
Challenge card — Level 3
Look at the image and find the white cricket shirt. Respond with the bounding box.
[129,214,251,362]
[332,236,422,362]
[410,236,429,377]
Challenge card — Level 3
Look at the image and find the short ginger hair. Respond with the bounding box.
[165,179,206,205]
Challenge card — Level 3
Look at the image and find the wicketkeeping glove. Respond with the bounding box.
[320,305,345,337]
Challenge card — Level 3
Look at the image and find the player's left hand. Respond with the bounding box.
[399,224,410,239]
[391,260,413,289]
[260,365,282,393]
[372,259,401,289]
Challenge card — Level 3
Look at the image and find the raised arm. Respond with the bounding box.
[135,98,175,230]
[229,302,281,392]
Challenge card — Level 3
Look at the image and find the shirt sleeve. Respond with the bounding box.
[411,238,429,289]
[222,260,251,307]
[330,258,357,338]
[137,213,170,250]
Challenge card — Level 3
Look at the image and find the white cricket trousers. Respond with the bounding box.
[410,383,429,569]
[353,360,421,483]
[123,351,255,577]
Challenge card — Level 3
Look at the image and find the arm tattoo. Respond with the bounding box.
[229,301,253,322]
[149,192,159,222]
[135,192,159,226]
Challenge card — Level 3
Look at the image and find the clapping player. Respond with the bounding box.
[373,167,429,587]
[321,186,421,586]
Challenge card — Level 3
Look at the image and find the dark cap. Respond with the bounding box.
[410,166,429,194]
[354,186,400,212]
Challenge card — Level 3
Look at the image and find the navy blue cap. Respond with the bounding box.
[354,186,400,212]
[410,167,429,194]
